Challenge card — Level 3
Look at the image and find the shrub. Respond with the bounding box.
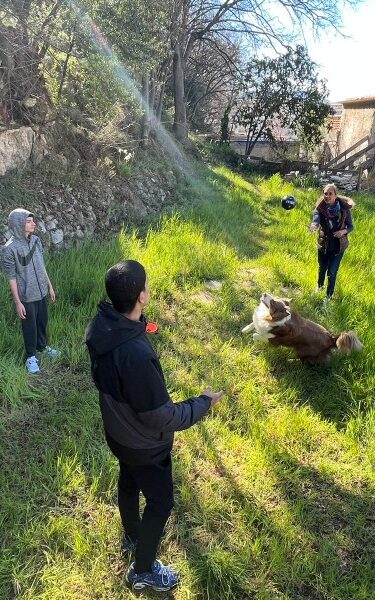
[294,171,321,189]
[115,162,133,178]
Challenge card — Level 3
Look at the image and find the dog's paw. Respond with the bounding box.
[242,322,255,334]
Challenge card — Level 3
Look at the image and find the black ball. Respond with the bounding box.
[281,195,297,210]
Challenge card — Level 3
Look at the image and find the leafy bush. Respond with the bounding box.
[115,162,133,178]
[194,137,240,168]
[294,171,321,189]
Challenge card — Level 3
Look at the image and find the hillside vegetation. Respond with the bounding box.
[1,162,374,600]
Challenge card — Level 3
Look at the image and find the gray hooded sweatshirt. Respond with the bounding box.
[1,208,49,303]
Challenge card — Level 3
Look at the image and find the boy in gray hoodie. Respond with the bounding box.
[2,208,59,373]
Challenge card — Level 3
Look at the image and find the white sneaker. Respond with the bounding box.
[26,356,40,374]
[42,346,60,358]
[322,296,333,309]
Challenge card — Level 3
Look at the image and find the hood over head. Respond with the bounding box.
[86,300,146,356]
[8,208,34,241]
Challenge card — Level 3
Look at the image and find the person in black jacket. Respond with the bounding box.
[309,183,354,300]
[86,260,224,592]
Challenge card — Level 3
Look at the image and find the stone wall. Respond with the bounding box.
[0,170,178,249]
[0,128,179,249]
[0,127,49,176]
[230,139,300,160]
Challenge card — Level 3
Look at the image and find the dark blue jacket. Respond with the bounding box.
[86,301,211,464]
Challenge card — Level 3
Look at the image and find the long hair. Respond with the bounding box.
[315,183,355,209]
[336,331,363,353]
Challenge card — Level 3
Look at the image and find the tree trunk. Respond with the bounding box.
[19,0,32,44]
[156,81,165,122]
[38,0,65,60]
[140,72,150,147]
[57,29,75,100]
[148,72,157,136]
[172,41,188,141]
[0,26,15,125]
[245,125,253,157]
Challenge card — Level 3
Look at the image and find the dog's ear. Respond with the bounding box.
[281,297,292,306]
[269,298,289,321]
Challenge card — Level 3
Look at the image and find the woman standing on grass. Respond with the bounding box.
[309,183,355,300]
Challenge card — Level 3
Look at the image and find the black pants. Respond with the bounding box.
[21,297,48,357]
[118,455,174,574]
[318,251,344,297]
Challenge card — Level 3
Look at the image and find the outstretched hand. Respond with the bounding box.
[202,387,225,407]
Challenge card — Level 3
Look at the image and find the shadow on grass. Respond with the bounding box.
[174,424,375,599]
[185,168,276,262]
[259,347,353,425]
[269,447,375,597]
[0,347,372,599]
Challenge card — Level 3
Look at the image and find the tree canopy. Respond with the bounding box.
[234,46,332,157]
[0,0,359,148]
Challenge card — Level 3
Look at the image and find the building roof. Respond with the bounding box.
[342,96,375,108]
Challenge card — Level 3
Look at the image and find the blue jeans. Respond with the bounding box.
[318,251,344,297]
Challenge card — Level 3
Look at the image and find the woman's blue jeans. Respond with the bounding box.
[318,250,344,297]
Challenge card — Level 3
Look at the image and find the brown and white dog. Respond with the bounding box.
[242,293,363,364]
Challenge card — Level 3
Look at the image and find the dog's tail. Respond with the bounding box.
[336,331,363,353]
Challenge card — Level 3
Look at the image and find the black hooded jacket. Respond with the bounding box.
[86,301,211,464]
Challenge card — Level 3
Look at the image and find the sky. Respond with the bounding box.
[305,1,375,102]
[264,0,375,103]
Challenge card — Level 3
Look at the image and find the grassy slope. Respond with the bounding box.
[0,163,374,600]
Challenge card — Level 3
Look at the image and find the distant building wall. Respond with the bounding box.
[229,139,300,161]
[320,102,342,163]
[338,97,375,154]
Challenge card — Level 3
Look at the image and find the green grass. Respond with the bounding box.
[1,164,375,599]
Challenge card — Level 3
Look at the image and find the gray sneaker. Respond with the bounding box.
[42,346,60,357]
[26,356,40,374]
